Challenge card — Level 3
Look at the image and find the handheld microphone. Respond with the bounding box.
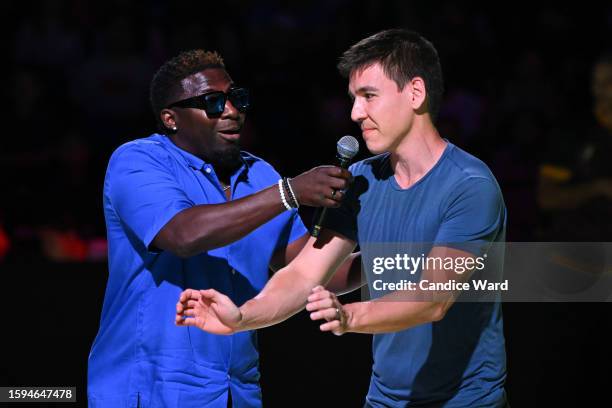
[311,135,360,237]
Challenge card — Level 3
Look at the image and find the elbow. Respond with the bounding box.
[429,303,448,322]
[163,229,205,258]
[173,230,210,258]
[172,242,198,258]
[154,211,217,258]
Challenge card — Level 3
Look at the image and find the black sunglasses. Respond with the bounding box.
[167,87,250,117]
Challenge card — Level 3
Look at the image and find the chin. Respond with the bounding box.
[211,144,242,172]
[364,140,388,155]
[222,141,241,157]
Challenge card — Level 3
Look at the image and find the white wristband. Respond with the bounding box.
[285,178,299,208]
[278,179,292,210]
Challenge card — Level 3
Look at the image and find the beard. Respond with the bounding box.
[207,141,243,177]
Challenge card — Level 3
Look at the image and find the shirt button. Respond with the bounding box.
[231,269,236,275]
[205,167,211,174]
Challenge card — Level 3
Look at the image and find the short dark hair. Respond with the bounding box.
[338,29,444,119]
[150,49,225,133]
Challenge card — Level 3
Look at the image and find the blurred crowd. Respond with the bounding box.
[3,1,612,263]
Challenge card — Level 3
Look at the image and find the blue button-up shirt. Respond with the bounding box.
[88,134,306,408]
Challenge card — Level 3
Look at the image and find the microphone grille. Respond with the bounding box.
[337,135,360,160]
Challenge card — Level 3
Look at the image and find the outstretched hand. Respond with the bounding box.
[175,288,242,335]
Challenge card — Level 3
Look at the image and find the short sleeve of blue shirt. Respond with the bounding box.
[434,177,506,254]
[106,142,195,251]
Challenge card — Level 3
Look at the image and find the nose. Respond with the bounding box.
[351,98,366,123]
[221,97,240,119]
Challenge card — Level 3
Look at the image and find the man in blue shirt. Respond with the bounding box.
[177,30,508,407]
[88,49,354,407]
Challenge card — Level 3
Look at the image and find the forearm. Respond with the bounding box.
[326,252,364,295]
[343,247,465,334]
[237,267,318,331]
[344,298,445,334]
[157,185,285,256]
[237,232,355,331]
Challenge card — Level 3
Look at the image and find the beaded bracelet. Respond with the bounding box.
[284,177,299,208]
[278,179,292,210]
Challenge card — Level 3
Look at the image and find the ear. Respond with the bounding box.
[408,77,427,111]
[160,108,177,131]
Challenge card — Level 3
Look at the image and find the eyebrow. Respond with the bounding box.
[348,86,379,98]
[201,82,235,94]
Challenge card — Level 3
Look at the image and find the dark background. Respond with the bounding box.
[2,1,612,407]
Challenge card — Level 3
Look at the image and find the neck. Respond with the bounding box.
[389,118,446,189]
[214,165,235,186]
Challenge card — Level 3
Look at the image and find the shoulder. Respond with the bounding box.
[105,135,179,187]
[241,151,275,172]
[108,134,173,170]
[442,144,501,193]
[444,144,497,183]
[349,153,391,177]
[240,151,283,181]
[441,144,504,205]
